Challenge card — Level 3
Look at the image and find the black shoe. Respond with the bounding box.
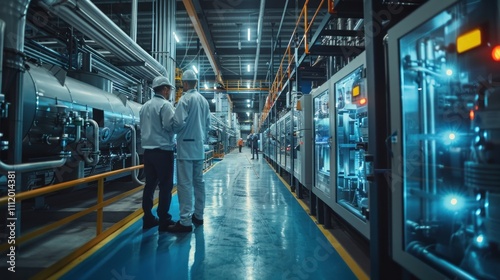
[158,219,176,232]
[143,217,159,230]
[192,215,204,225]
[166,221,192,233]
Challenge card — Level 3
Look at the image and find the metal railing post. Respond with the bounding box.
[96,178,104,235]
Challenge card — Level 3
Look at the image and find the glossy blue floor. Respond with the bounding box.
[58,149,366,280]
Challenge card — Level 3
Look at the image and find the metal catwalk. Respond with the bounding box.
[57,149,365,280]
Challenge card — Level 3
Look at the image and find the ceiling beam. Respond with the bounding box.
[182,0,223,84]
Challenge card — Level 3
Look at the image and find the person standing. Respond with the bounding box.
[251,133,259,160]
[168,69,211,232]
[139,76,176,231]
[238,138,243,153]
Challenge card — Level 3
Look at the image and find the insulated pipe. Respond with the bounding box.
[0,0,31,175]
[252,0,266,90]
[83,119,100,166]
[0,19,4,91]
[39,0,166,80]
[0,156,68,172]
[124,124,144,185]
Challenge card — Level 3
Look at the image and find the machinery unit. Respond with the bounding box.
[295,94,313,190]
[275,111,295,173]
[332,52,370,238]
[312,80,332,200]
[1,62,141,190]
[388,0,500,278]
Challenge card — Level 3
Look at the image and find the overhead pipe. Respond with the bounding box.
[124,124,144,185]
[251,0,266,90]
[130,0,138,42]
[266,0,290,82]
[38,0,166,80]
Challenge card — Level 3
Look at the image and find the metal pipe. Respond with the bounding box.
[0,19,4,91]
[0,0,31,184]
[271,0,290,65]
[83,119,100,166]
[130,0,138,42]
[252,0,266,90]
[124,124,144,185]
[39,0,166,80]
[407,242,477,280]
[0,156,68,172]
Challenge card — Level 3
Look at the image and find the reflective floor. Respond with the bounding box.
[60,149,361,280]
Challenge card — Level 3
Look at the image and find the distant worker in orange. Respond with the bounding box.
[238,138,244,153]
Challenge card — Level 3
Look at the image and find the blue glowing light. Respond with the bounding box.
[444,194,465,211]
[476,235,484,244]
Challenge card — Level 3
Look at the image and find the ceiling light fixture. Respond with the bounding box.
[192,65,198,74]
[247,64,250,72]
[238,27,242,50]
[248,28,251,41]
[173,32,180,43]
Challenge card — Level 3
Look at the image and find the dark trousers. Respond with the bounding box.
[239,145,242,152]
[143,149,174,224]
[252,147,258,159]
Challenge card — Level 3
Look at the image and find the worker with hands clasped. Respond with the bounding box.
[139,76,176,231]
[168,69,211,232]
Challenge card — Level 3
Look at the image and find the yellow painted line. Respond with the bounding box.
[267,161,369,280]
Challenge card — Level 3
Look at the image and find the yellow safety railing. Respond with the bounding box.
[221,79,269,91]
[259,0,327,131]
[0,165,145,278]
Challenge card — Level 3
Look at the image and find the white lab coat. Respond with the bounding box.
[172,89,211,160]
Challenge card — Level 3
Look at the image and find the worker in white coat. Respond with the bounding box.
[168,69,211,232]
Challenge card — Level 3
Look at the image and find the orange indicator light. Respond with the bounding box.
[492,46,500,61]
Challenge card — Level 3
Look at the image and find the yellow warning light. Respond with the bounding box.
[352,85,360,97]
[457,28,482,54]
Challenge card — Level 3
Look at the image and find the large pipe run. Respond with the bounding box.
[39,0,166,80]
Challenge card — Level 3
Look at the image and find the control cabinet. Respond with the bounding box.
[388,0,500,278]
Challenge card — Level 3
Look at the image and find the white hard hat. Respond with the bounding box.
[152,76,174,89]
[182,69,198,81]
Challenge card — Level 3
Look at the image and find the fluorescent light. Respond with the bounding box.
[247,64,250,72]
[204,83,208,89]
[248,28,251,41]
[173,32,180,43]
[192,65,198,74]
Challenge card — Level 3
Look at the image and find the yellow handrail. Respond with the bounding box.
[0,164,143,253]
